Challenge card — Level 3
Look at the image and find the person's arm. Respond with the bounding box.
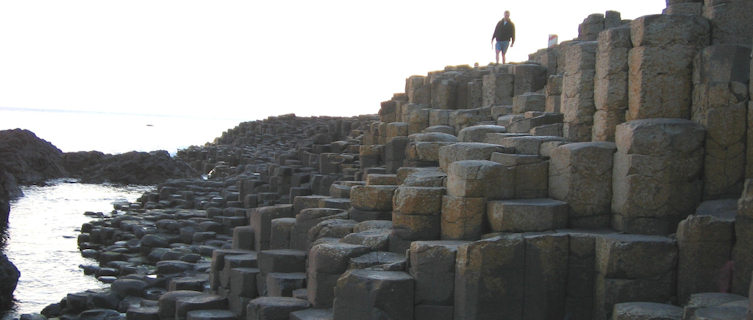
[511,23,515,47]
[491,21,501,45]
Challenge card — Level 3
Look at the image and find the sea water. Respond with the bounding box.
[0,107,245,154]
[1,180,153,319]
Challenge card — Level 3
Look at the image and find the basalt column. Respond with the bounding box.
[593,26,631,142]
[627,15,710,120]
[691,45,751,199]
[562,41,598,142]
[611,119,705,235]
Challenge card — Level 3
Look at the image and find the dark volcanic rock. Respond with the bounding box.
[65,150,199,185]
[62,151,107,177]
[0,253,20,311]
[0,128,198,189]
[0,129,67,195]
[0,173,10,235]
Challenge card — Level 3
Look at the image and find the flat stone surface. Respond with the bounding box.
[186,309,236,320]
[246,297,311,320]
[289,308,333,320]
[612,302,682,320]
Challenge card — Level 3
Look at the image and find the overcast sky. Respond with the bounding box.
[0,1,665,122]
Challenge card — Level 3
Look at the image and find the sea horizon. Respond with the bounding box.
[1,107,247,155]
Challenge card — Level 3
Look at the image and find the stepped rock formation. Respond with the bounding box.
[14,2,753,320]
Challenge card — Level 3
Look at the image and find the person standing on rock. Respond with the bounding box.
[491,10,515,64]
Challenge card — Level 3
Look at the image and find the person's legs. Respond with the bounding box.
[500,41,510,64]
[495,41,503,64]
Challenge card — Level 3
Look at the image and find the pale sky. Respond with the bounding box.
[0,1,665,122]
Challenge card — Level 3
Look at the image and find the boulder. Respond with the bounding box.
[0,253,20,311]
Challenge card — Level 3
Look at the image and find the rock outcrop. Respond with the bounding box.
[0,129,200,193]
[63,150,199,185]
[0,129,67,197]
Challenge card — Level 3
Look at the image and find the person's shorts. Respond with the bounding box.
[496,41,510,54]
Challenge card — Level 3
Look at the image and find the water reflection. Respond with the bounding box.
[0,179,152,319]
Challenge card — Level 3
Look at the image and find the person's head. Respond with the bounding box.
[504,10,510,19]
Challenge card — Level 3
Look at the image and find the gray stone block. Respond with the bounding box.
[349,185,396,211]
[257,249,306,276]
[630,14,710,48]
[291,208,347,251]
[482,71,514,106]
[549,142,616,228]
[490,152,549,198]
[446,160,510,199]
[392,186,445,215]
[524,232,569,320]
[703,0,753,45]
[677,214,735,302]
[612,302,682,320]
[612,119,705,235]
[246,297,310,320]
[454,234,525,320]
[513,64,548,96]
[333,270,414,320]
[269,218,294,250]
[682,292,747,320]
[692,45,751,199]
[457,125,507,142]
[440,195,486,241]
[265,272,305,297]
[232,226,255,251]
[487,198,568,232]
[408,240,468,306]
[250,205,294,251]
[512,92,546,114]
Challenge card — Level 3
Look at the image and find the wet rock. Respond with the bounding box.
[77,308,122,320]
[0,253,20,311]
